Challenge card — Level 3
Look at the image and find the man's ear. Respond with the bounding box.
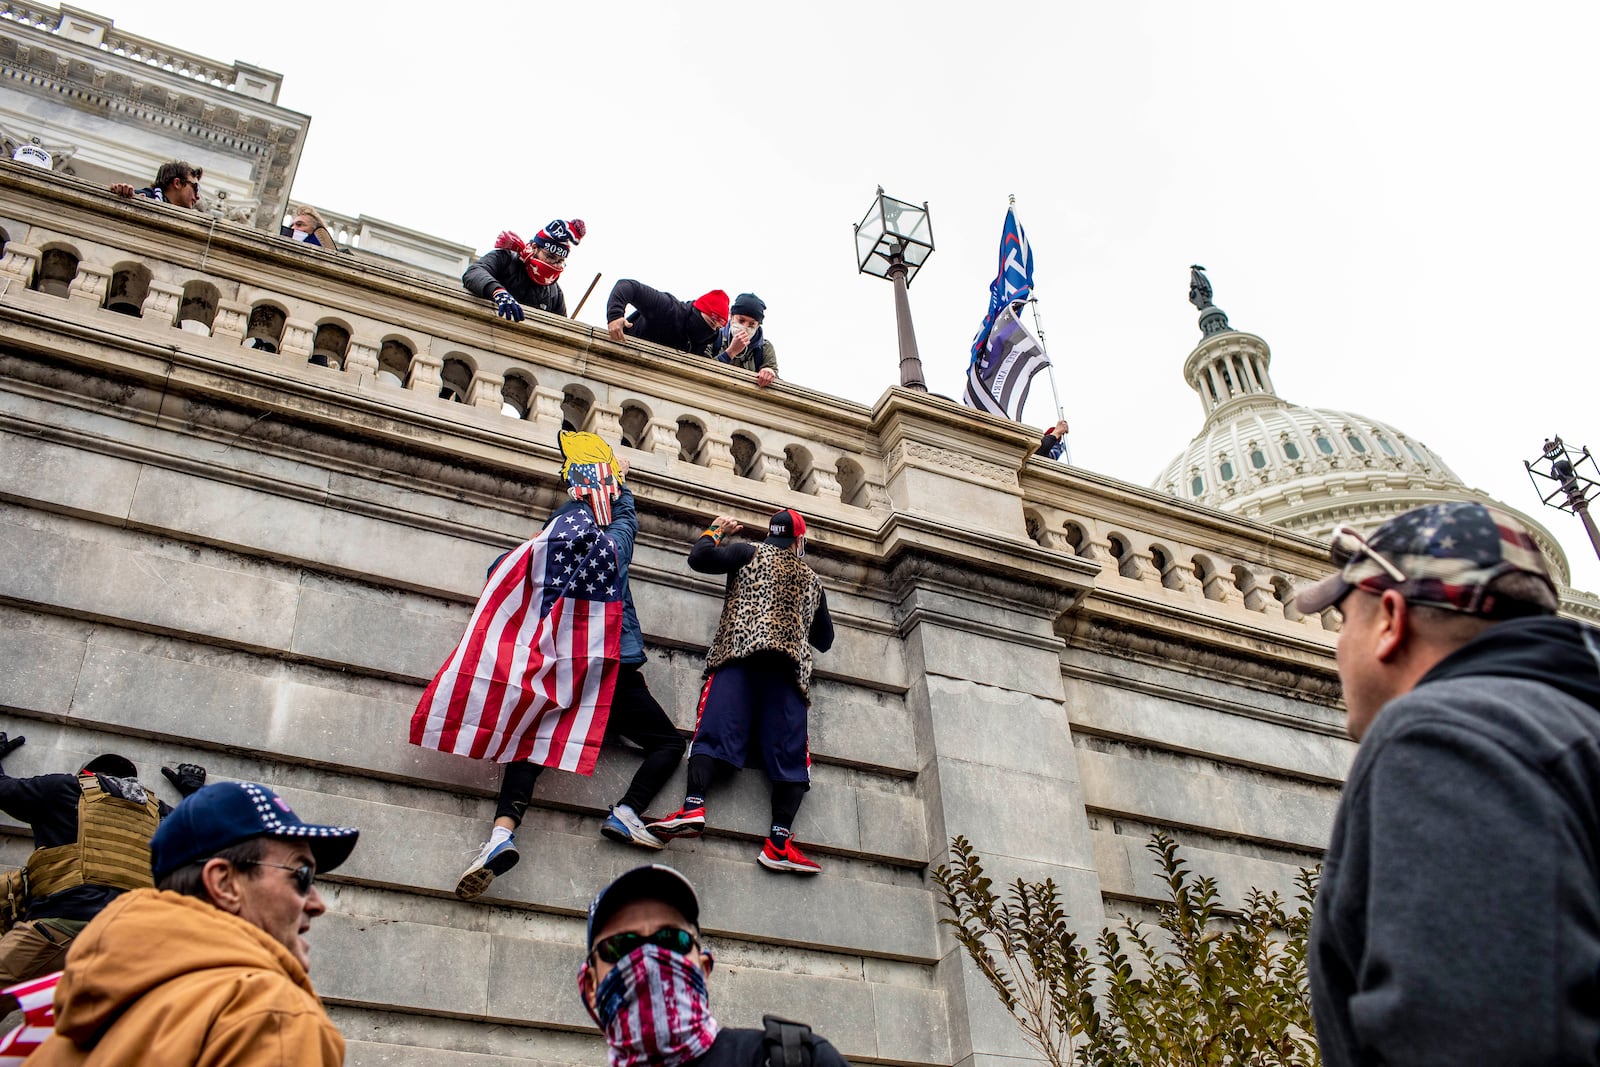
[200,857,246,915]
[1373,589,1411,663]
[578,963,598,1015]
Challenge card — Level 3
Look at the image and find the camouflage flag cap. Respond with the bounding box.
[1295,501,1558,619]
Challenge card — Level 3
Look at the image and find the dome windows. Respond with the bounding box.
[1314,432,1335,455]
[1250,446,1267,469]
[1346,433,1367,454]
[1282,438,1301,461]
[1376,435,1398,457]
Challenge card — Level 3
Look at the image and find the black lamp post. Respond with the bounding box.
[854,187,934,391]
[1525,435,1600,563]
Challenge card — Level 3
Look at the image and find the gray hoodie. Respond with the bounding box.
[1311,616,1600,1066]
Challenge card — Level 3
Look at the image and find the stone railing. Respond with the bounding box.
[0,161,1355,655]
[1,1,283,101]
[0,165,900,542]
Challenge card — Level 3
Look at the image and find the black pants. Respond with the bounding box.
[494,663,686,826]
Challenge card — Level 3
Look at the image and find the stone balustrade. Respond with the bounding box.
[0,165,887,528]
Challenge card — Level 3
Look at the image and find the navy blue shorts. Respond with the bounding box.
[689,653,810,783]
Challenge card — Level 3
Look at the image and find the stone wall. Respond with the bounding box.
[0,165,1351,1066]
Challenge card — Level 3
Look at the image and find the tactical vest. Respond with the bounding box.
[24,775,160,899]
[704,544,824,698]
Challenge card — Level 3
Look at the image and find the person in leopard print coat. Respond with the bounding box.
[647,509,834,874]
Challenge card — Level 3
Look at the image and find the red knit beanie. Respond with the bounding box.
[692,290,730,322]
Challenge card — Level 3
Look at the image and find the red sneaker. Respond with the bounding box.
[646,806,706,839]
[758,838,821,874]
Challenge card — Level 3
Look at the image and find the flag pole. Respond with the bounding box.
[1030,297,1069,464]
[1011,190,1069,463]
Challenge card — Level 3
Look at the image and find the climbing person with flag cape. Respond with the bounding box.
[410,432,687,900]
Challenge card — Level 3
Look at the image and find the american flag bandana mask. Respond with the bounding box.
[567,462,619,527]
[583,943,720,1067]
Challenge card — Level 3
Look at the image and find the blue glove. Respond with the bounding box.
[493,290,524,322]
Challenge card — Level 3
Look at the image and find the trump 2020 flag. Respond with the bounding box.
[0,970,60,1064]
[964,300,1050,420]
[967,207,1034,368]
[410,508,623,774]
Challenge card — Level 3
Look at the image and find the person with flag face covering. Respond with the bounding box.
[462,217,586,321]
[413,432,687,901]
[648,509,834,874]
[579,865,851,1067]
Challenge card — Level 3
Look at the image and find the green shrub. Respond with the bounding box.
[933,832,1319,1067]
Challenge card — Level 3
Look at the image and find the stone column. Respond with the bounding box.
[143,280,184,325]
[212,300,250,342]
[467,372,505,414]
[345,337,380,377]
[281,318,315,359]
[0,243,40,289]
[645,417,681,460]
[585,403,623,442]
[407,354,443,396]
[530,386,566,432]
[892,550,1103,1067]
[700,432,735,475]
[68,261,112,307]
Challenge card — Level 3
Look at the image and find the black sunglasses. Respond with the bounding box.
[592,927,699,964]
[240,860,316,895]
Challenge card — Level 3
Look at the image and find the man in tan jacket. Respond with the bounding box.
[27,781,359,1065]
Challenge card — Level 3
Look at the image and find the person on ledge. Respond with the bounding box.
[0,737,207,998]
[580,865,851,1067]
[709,292,778,388]
[605,281,728,355]
[462,218,585,322]
[283,206,338,251]
[108,161,202,209]
[1036,418,1069,460]
[649,509,833,875]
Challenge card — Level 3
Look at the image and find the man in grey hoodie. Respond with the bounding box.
[1296,500,1600,1067]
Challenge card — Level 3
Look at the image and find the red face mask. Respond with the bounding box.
[521,250,563,286]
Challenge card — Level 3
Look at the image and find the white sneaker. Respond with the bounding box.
[455,834,520,900]
[601,807,666,850]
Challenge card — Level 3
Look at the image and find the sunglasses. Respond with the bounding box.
[592,926,699,964]
[1328,525,1406,583]
[241,860,317,895]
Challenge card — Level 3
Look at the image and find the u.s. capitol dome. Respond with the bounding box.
[1154,268,1572,586]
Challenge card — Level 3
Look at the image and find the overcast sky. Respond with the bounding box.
[98,2,1600,592]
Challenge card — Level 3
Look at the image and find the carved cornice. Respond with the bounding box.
[884,438,1015,489]
[1059,614,1343,704]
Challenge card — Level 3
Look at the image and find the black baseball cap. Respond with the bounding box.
[766,508,807,548]
[586,865,701,952]
[150,781,360,879]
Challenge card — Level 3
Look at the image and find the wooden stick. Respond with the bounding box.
[571,272,601,319]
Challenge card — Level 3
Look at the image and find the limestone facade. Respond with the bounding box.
[0,163,1356,1066]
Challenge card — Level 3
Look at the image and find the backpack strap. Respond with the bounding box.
[762,1015,813,1067]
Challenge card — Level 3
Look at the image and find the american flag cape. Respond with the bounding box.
[409,507,624,773]
[964,300,1051,420]
[964,206,1035,372]
[0,970,61,1063]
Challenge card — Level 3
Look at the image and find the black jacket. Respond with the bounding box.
[1310,616,1600,1066]
[605,279,719,354]
[462,249,567,317]
[691,1026,849,1067]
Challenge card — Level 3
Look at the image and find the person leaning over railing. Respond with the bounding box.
[462,218,585,322]
[108,160,202,210]
[708,293,778,388]
[283,206,338,252]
